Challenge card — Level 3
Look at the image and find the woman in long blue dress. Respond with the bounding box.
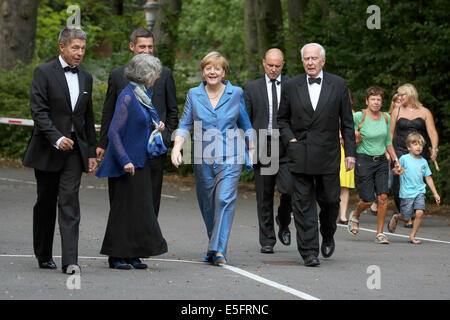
[171,52,254,265]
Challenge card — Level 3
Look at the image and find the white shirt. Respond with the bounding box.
[307,70,323,111]
[265,74,281,135]
[55,56,79,148]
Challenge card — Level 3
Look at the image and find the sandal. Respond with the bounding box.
[408,238,422,245]
[387,214,398,233]
[347,210,359,235]
[375,233,389,244]
[213,253,226,266]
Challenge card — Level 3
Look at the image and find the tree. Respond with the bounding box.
[0,0,38,70]
[244,0,284,80]
[153,0,182,70]
[286,0,310,76]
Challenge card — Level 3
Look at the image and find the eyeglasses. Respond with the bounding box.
[397,93,407,97]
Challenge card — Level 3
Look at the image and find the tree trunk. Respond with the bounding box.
[244,0,259,80]
[0,0,38,70]
[254,0,284,57]
[287,0,310,76]
[244,0,284,80]
[153,0,182,70]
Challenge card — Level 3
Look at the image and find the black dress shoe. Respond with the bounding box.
[303,255,320,267]
[62,264,81,274]
[38,259,57,269]
[276,216,291,246]
[321,242,335,258]
[127,258,148,269]
[260,246,274,254]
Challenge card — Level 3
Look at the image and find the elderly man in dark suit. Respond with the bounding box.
[96,27,178,217]
[23,27,97,274]
[244,48,293,254]
[277,43,356,267]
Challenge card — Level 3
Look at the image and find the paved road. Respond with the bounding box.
[0,166,449,302]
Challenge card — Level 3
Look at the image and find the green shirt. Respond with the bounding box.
[353,111,392,156]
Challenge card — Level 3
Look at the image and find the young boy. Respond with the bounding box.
[388,132,440,244]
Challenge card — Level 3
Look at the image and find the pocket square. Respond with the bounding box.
[83,91,88,94]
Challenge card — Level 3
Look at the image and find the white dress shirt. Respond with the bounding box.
[265,74,281,135]
[55,55,79,148]
[307,70,323,111]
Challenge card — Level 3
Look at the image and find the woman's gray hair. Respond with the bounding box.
[58,27,87,45]
[300,43,326,59]
[124,54,162,87]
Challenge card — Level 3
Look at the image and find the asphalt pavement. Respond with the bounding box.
[0,166,449,302]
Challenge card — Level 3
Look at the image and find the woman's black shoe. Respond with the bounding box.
[128,258,148,269]
[108,257,131,270]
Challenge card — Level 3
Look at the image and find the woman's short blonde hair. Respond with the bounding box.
[397,83,423,108]
[200,51,229,75]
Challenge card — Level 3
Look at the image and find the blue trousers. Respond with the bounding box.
[193,163,242,259]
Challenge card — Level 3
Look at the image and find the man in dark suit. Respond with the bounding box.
[277,43,356,267]
[96,27,178,217]
[244,48,293,254]
[23,27,97,274]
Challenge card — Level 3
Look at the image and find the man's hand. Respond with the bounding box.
[345,157,356,171]
[88,158,97,174]
[96,147,105,162]
[289,138,298,143]
[60,138,74,151]
[171,148,182,168]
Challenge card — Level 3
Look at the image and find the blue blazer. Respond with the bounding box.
[96,84,160,178]
[176,80,254,168]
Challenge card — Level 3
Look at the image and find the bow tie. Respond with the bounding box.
[270,79,280,85]
[63,66,79,74]
[308,77,321,85]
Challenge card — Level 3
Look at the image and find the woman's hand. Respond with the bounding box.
[155,121,165,132]
[392,161,404,175]
[124,162,135,175]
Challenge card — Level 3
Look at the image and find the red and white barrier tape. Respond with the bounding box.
[0,117,101,131]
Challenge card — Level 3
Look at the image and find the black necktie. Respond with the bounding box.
[63,66,79,74]
[308,77,321,85]
[271,79,279,130]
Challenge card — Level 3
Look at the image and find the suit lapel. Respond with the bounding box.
[73,69,86,112]
[296,75,314,118]
[258,77,270,120]
[211,81,232,111]
[51,59,71,109]
[312,72,333,121]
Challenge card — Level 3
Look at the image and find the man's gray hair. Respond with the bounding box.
[124,54,162,87]
[58,27,87,45]
[300,43,326,59]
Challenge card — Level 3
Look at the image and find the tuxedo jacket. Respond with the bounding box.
[98,64,178,150]
[244,75,289,164]
[277,72,356,175]
[23,59,97,172]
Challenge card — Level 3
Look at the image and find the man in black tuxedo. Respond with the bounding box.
[23,28,97,274]
[277,43,356,267]
[244,48,293,254]
[96,27,178,217]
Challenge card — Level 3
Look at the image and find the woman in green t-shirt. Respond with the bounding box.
[348,86,402,244]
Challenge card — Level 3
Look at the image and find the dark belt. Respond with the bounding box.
[357,153,386,162]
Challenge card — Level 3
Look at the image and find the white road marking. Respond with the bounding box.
[337,223,450,244]
[0,254,318,300]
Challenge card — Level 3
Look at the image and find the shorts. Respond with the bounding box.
[400,193,426,219]
[355,153,389,202]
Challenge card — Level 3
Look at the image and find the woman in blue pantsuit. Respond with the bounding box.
[171,52,254,266]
